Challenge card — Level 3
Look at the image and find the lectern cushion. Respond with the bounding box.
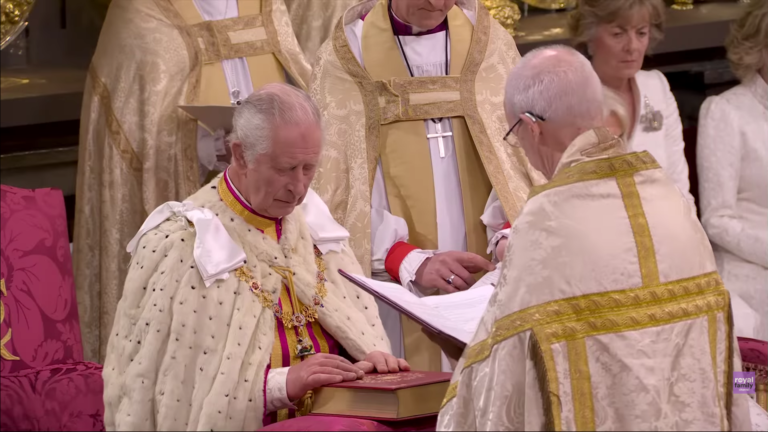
[0,185,82,374]
[0,361,104,431]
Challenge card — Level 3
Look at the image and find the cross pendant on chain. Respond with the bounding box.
[427,121,453,158]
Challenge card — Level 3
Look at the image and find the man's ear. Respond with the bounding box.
[519,114,541,139]
[230,141,247,169]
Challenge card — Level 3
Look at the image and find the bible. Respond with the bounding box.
[310,371,451,420]
[339,270,497,350]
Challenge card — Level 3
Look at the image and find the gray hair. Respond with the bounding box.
[504,45,604,130]
[229,83,322,162]
[602,85,630,141]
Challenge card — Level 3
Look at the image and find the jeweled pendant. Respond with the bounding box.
[296,336,315,357]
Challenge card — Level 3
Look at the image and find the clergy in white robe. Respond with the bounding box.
[309,0,540,372]
[103,84,406,431]
[74,0,311,362]
[439,45,753,431]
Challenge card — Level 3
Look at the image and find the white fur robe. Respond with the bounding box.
[103,179,391,431]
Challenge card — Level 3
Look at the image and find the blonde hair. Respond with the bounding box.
[602,86,630,141]
[568,0,666,53]
[725,0,768,81]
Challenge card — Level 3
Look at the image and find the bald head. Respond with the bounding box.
[504,45,603,131]
[230,83,322,163]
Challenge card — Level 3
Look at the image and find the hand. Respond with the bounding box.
[414,251,495,293]
[421,328,463,370]
[286,353,364,401]
[355,351,410,374]
[496,238,509,262]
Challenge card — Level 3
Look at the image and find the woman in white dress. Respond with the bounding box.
[698,0,768,342]
[569,0,695,205]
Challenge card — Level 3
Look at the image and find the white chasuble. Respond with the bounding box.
[438,129,753,431]
[74,0,310,361]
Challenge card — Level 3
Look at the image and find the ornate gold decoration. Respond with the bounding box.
[671,0,694,11]
[568,338,595,431]
[616,174,660,286]
[521,0,577,10]
[529,151,660,199]
[442,272,726,408]
[236,246,328,356]
[0,0,35,50]
[1,278,20,361]
[481,0,521,35]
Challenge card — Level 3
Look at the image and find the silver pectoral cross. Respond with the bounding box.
[427,122,453,158]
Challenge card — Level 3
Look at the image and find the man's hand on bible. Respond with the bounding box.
[285,354,363,401]
[414,251,495,293]
[355,351,410,374]
[496,238,509,262]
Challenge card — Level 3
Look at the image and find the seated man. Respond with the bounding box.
[438,46,753,430]
[102,83,408,431]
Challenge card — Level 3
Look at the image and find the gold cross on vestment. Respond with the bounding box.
[427,122,453,158]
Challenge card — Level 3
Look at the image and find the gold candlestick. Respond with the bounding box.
[670,0,694,11]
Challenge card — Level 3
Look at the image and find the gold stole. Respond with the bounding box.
[168,0,287,106]
[361,2,493,371]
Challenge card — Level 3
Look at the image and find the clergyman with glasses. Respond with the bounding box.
[438,45,754,431]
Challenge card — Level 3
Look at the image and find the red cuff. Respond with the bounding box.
[502,221,512,230]
[385,241,419,282]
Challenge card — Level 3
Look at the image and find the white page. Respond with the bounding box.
[346,274,494,344]
[471,266,501,289]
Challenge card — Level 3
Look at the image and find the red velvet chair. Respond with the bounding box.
[0,185,104,431]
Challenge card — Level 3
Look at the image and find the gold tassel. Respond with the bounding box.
[296,390,314,417]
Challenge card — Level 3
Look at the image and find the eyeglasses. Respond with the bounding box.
[504,112,546,147]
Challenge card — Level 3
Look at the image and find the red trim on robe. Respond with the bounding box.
[502,221,511,230]
[385,241,419,282]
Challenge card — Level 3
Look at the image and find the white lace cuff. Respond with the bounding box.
[400,250,436,297]
[266,367,294,413]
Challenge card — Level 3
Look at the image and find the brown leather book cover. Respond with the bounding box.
[311,372,452,420]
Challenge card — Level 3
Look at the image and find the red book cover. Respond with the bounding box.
[324,371,451,391]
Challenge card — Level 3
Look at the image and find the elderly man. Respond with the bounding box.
[310,0,539,373]
[103,84,408,431]
[438,46,754,430]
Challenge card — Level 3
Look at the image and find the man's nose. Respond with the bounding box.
[286,169,307,197]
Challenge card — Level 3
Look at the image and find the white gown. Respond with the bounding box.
[697,73,768,342]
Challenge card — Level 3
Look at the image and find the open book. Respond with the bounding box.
[340,270,498,350]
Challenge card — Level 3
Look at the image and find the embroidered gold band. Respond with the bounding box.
[617,174,660,286]
[529,151,660,199]
[708,313,726,431]
[188,14,275,63]
[375,76,464,124]
[441,272,726,409]
[568,338,595,431]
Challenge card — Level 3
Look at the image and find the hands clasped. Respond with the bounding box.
[414,251,496,293]
[285,351,410,401]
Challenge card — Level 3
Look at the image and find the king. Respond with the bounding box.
[309,0,543,371]
[102,84,408,431]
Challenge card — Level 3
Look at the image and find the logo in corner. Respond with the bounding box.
[733,372,756,394]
